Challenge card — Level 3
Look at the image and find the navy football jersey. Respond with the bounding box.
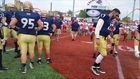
[0,11,4,27]
[113,22,122,34]
[137,24,140,33]
[37,17,54,36]
[98,14,112,37]
[54,19,63,29]
[93,22,97,27]
[3,10,15,25]
[15,11,40,35]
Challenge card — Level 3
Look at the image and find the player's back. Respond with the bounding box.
[38,17,54,36]
[15,11,40,35]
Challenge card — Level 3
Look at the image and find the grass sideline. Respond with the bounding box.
[0,49,66,79]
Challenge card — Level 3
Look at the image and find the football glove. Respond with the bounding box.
[13,27,18,31]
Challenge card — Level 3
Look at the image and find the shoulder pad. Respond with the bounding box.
[99,14,106,18]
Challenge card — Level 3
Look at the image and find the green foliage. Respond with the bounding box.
[78,9,86,18]
[0,49,66,79]
[121,16,131,22]
[67,10,72,17]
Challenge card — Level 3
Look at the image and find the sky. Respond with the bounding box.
[0,0,140,20]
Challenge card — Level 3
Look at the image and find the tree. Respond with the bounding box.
[121,16,131,22]
[67,10,72,17]
[78,9,86,18]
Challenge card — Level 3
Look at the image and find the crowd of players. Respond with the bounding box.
[0,1,139,77]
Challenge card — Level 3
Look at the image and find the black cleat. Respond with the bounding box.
[37,60,42,65]
[14,54,21,58]
[46,58,53,64]
[91,66,100,75]
[108,50,113,54]
[0,67,10,71]
[96,67,106,74]
[29,63,34,69]
[19,66,26,74]
[113,53,118,57]
[3,50,8,54]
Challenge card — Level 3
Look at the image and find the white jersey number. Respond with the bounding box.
[21,18,35,29]
[43,22,49,31]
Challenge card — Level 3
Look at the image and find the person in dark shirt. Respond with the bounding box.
[10,1,44,74]
[0,8,9,72]
[70,20,79,41]
[108,17,122,57]
[54,15,63,41]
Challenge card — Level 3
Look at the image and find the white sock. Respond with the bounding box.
[95,54,104,64]
[134,45,139,52]
[38,58,41,60]
[114,46,118,53]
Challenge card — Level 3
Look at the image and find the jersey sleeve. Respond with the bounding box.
[35,13,40,22]
[14,12,19,21]
[52,19,55,24]
[3,11,7,17]
[119,23,123,29]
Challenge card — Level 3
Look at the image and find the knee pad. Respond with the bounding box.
[112,43,115,46]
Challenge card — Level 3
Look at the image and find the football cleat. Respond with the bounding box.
[134,51,140,59]
[37,60,42,65]
[29,63,34,69]
[113,53,118,57]
[19,66,26,74]
[96,67,106,74]
[91,66,100,75]
[46,59,53,64]
[0,67,10,71]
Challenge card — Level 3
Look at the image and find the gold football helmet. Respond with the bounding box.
[41,10,47,17]
[23,1,33,11]
[7,3,14,10]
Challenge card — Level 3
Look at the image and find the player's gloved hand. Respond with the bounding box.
[1,39,5,45]
[13,27,18,31]
[134,50,140,59]
[52,31,54,35]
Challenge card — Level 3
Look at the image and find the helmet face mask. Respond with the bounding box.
[7,3,15,12]
[10,7,15,12]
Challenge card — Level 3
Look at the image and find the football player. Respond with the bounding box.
[134,23,140,79]
[91,8,121,76]
[37,10,56,64]
[2,3,18,54]
[0,6,9,71]
[9,1,44,74]
[108,17,122,57]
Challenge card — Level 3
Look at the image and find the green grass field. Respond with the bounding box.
[0,49,66,79]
